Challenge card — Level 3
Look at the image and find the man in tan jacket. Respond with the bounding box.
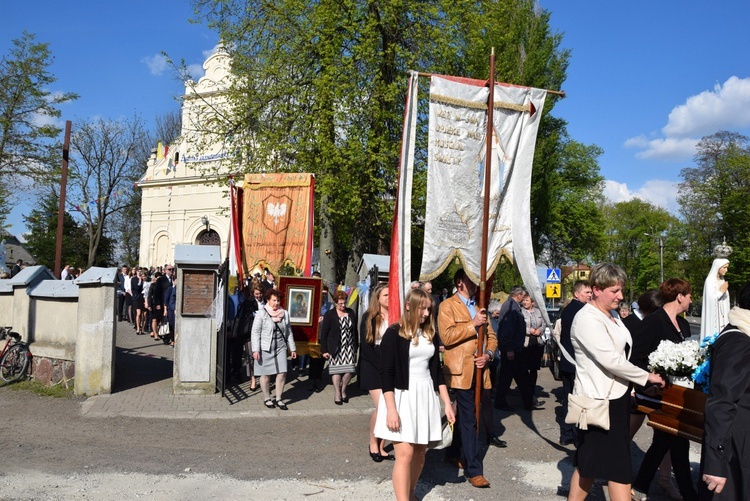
[438,269,499,488]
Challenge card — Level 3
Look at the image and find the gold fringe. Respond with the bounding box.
[430,94,530,114]
[494,101,530,113]
[430,94,487,110]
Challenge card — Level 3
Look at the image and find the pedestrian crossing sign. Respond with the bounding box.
[546,283,561,298]
[546,268,561,283]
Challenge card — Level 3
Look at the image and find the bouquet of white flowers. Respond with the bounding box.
[648,339,702,378]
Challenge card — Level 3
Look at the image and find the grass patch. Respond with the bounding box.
[2,379,75,398]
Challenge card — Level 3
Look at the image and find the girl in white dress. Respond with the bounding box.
[374,288,455,501]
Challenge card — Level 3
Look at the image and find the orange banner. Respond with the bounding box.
[242,173,314,276]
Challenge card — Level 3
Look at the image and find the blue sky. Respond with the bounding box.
[3,1,750,238]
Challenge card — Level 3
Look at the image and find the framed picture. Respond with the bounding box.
[287,286,314,325]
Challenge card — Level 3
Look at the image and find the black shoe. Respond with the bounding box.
[308,383,318,392]
[341,396,349,403]
[488,436,507,448]
[276,401,288,411]
[559,438,575,446]
[379,453,395,461]
[314,386,323,393]
[369,450,384,463]
[494,402,512,411]
[334,399,343,406]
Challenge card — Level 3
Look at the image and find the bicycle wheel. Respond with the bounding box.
[1,344,30,383]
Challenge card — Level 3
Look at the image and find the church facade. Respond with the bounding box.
[137,47,235,268]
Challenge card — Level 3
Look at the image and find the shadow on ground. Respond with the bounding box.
[113,346,173,392]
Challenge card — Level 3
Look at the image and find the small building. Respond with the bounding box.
[0,233,37,274]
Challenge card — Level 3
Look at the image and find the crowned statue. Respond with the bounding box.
[700,241,732,341]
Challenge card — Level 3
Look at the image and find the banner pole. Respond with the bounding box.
[475,48,496,434]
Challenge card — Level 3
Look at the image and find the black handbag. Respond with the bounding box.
[539,340,553,368]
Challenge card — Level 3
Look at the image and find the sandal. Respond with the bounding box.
[264,399,275,409]
[276,401,288,411]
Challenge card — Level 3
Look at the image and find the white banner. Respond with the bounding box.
[421,76,490,282]
[492,84,547,315]
[420,77,546,290]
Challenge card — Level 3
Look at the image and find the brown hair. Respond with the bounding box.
[264,288,281,302]
[398,288,435,345]
[332,290,348,303]
[365,283,389,345]
[659,278,692,303]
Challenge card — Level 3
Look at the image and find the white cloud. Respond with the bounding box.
[663,76,750,138]
[603,179,679,213]
[141,53,169,76]
[625,76,750,161]
[632,137,699,161]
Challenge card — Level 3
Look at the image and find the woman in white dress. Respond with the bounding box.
[374,288,455,501]
[700,258,730,341]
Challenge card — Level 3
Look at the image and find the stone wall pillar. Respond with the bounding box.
[173,244,221,394]
[74,267,117,396]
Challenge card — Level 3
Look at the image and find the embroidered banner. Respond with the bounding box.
[242,173,314,276]
[420,76,490,283]
[420,76,547,293]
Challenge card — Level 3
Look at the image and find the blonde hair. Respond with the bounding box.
[398,288,435,345]
[365,283,388,345]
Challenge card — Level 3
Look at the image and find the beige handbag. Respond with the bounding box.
[565,389,612,430]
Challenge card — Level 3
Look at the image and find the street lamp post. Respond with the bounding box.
[644,233,664,284]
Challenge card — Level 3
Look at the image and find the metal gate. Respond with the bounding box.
[215,258,229,396]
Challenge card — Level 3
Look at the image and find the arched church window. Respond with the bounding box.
[198,230,221,246]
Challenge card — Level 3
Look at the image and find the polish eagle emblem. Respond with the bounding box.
[262,194,292,234]
[267,201,287,225]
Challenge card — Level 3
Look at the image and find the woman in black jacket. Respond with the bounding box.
[359,283,392,462]
[631,278,698,501]
[373,288,455,501]
[320,290,358,405]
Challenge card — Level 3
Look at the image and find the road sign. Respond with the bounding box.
[546,283,561,298]
[546,268,561,283]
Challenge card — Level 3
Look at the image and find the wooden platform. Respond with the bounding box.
[636,385,706,443]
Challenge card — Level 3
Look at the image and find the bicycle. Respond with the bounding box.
[1,326,32,383]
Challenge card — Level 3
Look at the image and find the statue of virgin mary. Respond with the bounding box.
[700,243,732,341]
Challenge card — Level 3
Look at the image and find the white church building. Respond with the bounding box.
[137,47,235,267]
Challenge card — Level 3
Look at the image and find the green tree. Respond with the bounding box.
[678,131,750,297]
[0,32,78,217]
[601,198,683,301]
[534,131,606,266]
[23,190,91,268]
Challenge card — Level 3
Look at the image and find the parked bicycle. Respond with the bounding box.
[1,326,31,383]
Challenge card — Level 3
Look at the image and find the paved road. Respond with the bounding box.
[0,320,703,500]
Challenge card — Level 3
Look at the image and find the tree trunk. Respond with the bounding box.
[318,194,336,287]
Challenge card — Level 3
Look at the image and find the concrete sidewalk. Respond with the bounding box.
[81,320,373,419]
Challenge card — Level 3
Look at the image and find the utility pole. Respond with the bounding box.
[644,232,664,284]
[54,120,71,279]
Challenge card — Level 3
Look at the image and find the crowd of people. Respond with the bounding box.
[117,264,176,347]
[213,261,750,500]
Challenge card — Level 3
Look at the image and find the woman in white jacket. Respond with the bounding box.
[567,263,664,501]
